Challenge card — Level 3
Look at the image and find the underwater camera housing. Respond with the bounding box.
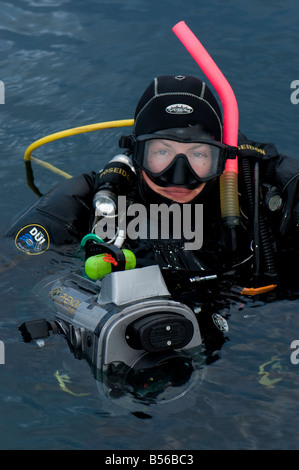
[46,265,201,375]
[19,264,202,407]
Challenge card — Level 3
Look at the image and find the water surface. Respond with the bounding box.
[1,0,299,450]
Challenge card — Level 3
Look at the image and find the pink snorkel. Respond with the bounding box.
[172,21,240,248]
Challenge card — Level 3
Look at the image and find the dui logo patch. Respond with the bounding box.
[15,224,50,255]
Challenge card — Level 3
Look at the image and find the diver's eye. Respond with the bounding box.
[192,152,209,159]
[193,152,204,157]
[157,149,169,156]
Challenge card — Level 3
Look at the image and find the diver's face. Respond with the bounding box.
[142,139,209,203]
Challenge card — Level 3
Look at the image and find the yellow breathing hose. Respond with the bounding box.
[24,119,135,178]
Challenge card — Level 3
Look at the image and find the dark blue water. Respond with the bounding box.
[1,0,299,450]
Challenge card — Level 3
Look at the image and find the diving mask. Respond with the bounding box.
[131,128,236,189]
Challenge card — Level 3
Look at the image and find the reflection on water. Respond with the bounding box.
[1,0,299,451]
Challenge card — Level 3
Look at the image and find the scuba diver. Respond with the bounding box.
[7,75,299,289]
[6,75,299,405]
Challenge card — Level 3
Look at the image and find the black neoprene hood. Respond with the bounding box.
[134,75,223,141]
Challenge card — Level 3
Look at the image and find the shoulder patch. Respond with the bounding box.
[15,224,50,255]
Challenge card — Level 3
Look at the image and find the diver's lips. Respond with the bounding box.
[162,187,195,198]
